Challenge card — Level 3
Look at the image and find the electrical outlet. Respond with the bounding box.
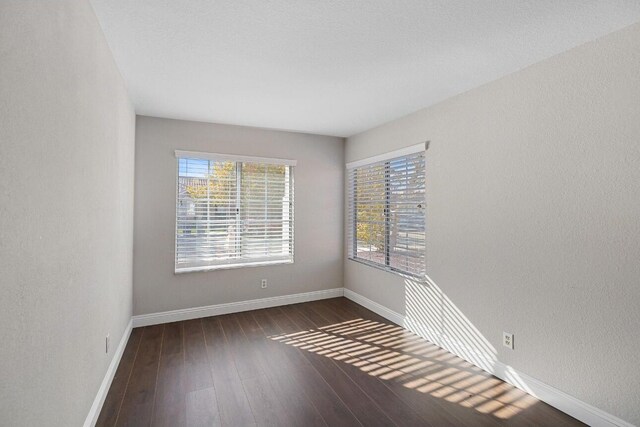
[261,279,267,289]
[106,334,110,354]
[503,332,514,350]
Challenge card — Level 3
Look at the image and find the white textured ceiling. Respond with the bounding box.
[90,0,640,137]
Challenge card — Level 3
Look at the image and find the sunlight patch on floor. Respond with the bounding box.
[270,316,536,420]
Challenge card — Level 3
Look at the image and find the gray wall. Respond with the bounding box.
[134,116,344,315]
[345,22,640,425]
[0,1,135,426]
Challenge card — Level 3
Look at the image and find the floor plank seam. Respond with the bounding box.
[113,327,144,427]
[219,315,258,426]
[149,324,166,427]
[200,320,224,426]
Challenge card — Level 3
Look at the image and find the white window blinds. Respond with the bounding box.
[175,151,294,272]
[347,147,426,277]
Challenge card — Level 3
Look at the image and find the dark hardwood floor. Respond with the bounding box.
[97,298,584,426]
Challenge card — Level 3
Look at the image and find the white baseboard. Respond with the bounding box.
[490,361,635,427]
[343,288,633,427]
[84,319,133,427]
[343,288,405,325]
[132,288,344,327]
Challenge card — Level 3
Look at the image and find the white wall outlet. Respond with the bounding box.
[261,279,267,289]
[503,332,514,350]
[106,334,110,354]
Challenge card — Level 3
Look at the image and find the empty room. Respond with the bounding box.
[2,1,640,426]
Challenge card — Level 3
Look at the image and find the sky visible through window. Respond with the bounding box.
[178,158,209,177]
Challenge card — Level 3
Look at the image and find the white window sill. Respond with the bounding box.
[175,259,293,274]
[347,257,423,280]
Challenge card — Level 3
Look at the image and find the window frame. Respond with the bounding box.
[347,143,427,278]
[174,150,295,273]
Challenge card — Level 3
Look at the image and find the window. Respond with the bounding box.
[347,144,426,277]
[175,150,294,272]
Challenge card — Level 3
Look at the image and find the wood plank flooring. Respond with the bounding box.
[97,298,584,426]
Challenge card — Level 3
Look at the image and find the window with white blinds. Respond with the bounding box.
[347,146,426,277]
[175,151,294,272]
